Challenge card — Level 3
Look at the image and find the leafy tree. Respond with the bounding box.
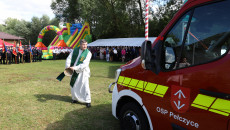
[4,18,20,35]
[51,0,147,39]
[149,0,184,36]
[0,0,184,47]
[51,0,183,39]
[0,15,60,46]
[51,0,81,23]
[14,20,31,42]
[0,24,5,32]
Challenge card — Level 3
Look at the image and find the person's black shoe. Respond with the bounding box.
[71,100,77,103]
[86,103,91,108]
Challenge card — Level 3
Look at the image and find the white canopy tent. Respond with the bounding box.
[88,37,156,47]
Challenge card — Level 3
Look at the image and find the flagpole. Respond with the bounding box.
[14,40,17,64]
[16,41,18,64]
[21,41,24,63]
[6,52,7,64]
[21,47,24,64]
[19,40,24,64]
[145,0,149,41]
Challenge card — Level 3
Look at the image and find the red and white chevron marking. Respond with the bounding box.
[145,0,149,40]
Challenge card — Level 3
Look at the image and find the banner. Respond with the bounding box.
[29,41,33,55]
[2,40,6,53]
[18,41,24,54]
[13,41,17,56]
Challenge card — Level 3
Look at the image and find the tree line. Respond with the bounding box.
[51,0,184,40]
[0,0,184,46]
[0,15,59,46]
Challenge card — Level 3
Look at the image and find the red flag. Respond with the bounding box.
[2,40,5,53]
[18,41,24,55]
[13,41,17,56]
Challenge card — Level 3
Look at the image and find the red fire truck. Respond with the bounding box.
[109,0,230,129]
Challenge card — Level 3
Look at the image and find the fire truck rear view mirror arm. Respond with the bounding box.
[141,40,161,74]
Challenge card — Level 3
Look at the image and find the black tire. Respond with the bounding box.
[119,102,150,130]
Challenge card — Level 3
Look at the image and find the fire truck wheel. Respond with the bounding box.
[119,102,150,130]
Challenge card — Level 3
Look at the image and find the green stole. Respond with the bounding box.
[70,48,89,87]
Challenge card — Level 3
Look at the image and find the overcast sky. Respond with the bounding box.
[0,0,55,24]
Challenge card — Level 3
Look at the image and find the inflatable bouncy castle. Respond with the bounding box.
[35,22,92,59]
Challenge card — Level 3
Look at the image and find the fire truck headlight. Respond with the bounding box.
[115,68,122,82]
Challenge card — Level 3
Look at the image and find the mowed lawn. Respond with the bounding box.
[0,60,124,129]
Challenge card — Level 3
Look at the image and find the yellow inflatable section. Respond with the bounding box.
[68,22,90,48]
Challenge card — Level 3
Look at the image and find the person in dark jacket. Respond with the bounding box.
[23,46,27,63]
[0,49,2,64]
[32,47,37,62]
[2,49,5,64]
[11,47,15,63]
[6,47,12,64]
[16,46,20,64]
[38,47,42,61]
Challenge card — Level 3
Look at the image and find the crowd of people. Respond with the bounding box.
[52,46,141,62]
[0,46,42,64]
[0,45,141,64]
[52,47,73,60]
[88,46,141,62]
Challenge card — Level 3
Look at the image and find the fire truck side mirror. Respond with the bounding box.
[141,40,153,70]
[141,40,161,75]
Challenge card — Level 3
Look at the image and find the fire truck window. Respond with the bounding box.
[181,0,230,68]
[163,11,192,70]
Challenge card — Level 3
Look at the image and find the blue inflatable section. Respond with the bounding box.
[70,23,83,35]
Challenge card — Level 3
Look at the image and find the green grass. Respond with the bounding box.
[0,60,124,129]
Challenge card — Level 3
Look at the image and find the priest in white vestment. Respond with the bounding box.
[65,39,92,108]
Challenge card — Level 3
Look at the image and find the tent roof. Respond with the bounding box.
[0,39,14,48]
[88,37,156,47]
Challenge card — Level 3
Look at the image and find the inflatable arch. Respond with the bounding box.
[37,25,65,46]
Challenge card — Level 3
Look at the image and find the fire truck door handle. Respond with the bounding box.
[200,89,230,99]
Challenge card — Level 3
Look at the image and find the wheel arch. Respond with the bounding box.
[116,96,140,118]
[116,90,153,130]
